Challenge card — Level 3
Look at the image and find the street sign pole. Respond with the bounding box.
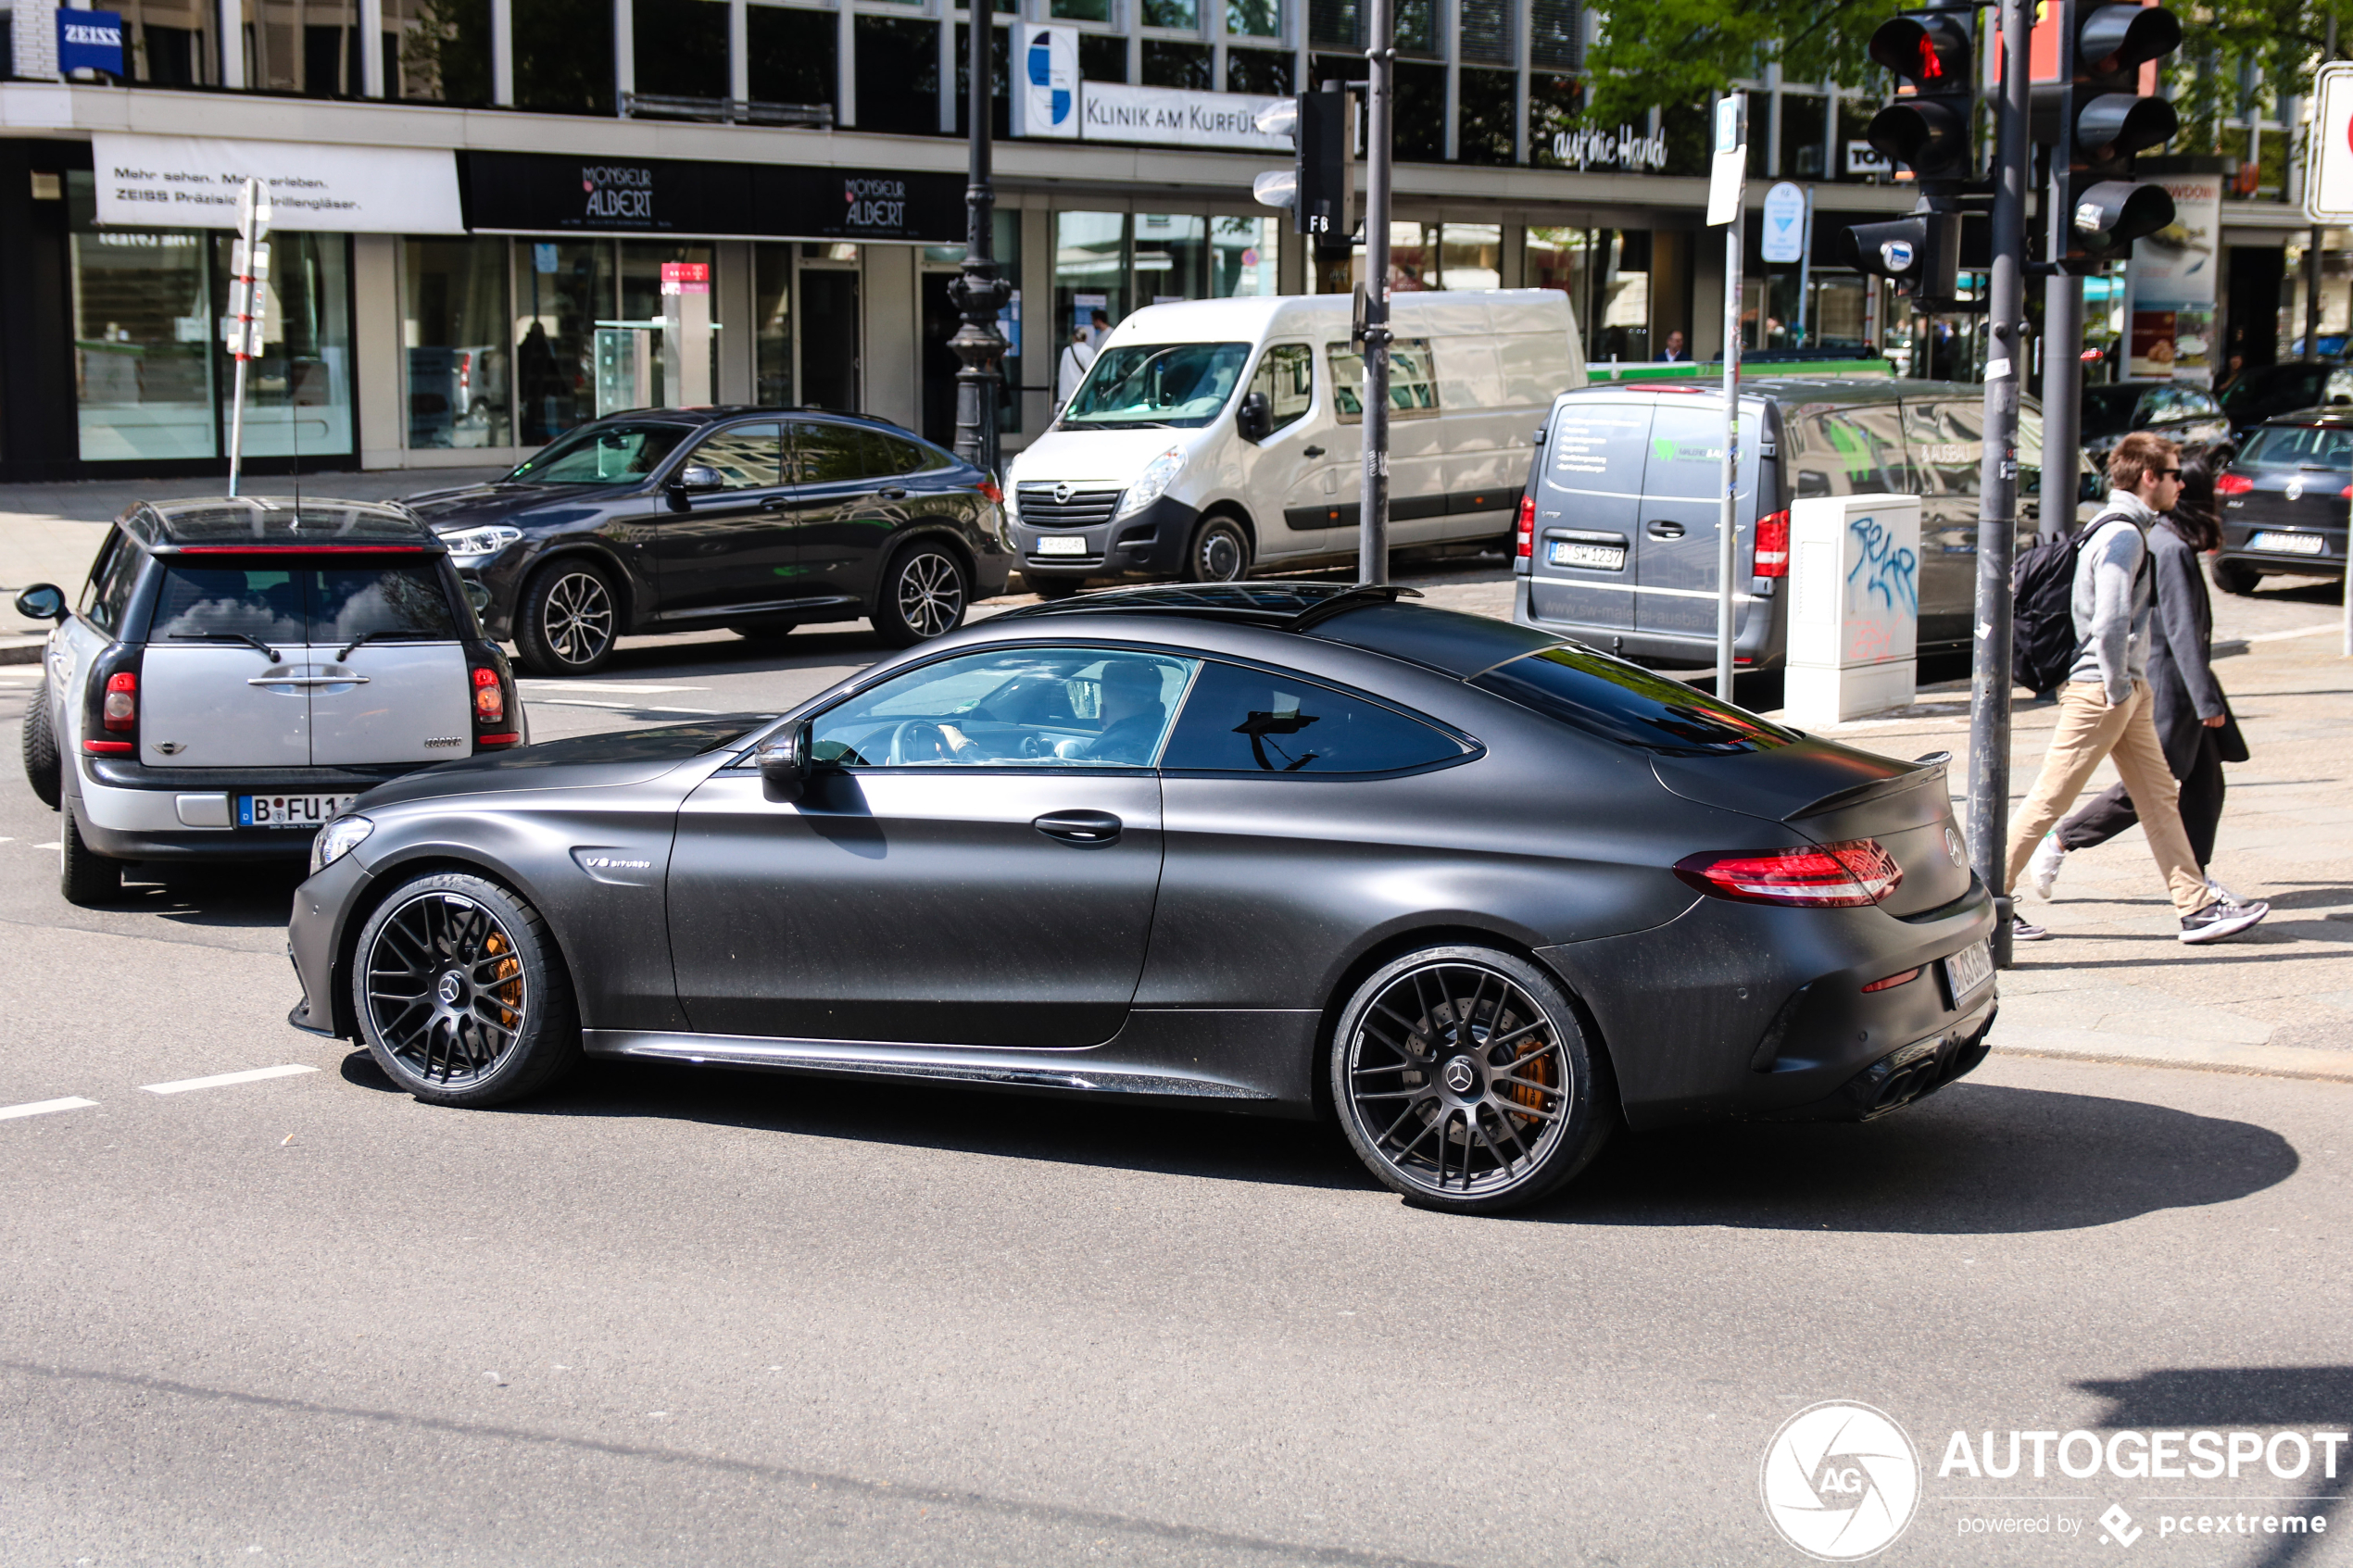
[2040,0,2083,536]
[2310,60,2353,655]
[1971,0,2030,968]
[1359,0,1394,586]
[1707,96,1749,697]
[224,178,270,498]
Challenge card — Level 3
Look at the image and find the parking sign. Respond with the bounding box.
[2307,62,2353,222]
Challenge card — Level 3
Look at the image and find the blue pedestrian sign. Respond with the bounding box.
[1761,182,1806,263]
[57,8,125,74]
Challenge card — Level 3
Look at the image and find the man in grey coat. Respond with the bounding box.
[2000,432,2269,945]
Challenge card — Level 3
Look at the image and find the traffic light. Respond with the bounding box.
[1839,208,1963,303]
[1252,82,1356,256]
[1864,6,1978,189]
[2051,3,2182,268]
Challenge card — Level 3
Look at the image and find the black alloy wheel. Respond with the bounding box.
[516,560,619,675]
[1183,516,1252,584]
[58,807,120,907]
[352,872,580,1107]
[2210,559,2262,596]
[21,678,60,810]
[873,542,969,647]
[1331,946,1613,1214]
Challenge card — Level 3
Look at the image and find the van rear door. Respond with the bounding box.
[1526,398,1654,632]
[1632,395,1763,639]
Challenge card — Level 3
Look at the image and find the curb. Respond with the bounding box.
[1993,1040,2353,1085]
[0,640,43,666]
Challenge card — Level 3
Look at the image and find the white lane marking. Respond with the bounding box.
[0,1097,98,1122]
[525,697,715,714]
[516,680,708,693]
[32,841,61,850]
[140,1063,319,1096]
[2245,621,2345,644]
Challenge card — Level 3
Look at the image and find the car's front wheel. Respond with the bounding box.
[1182,516,1252,583]
[515,559,620,675]
[1330,945,1614,1215]
[21,679,60,810]
[351,872,581,1107]
[873,541,969,647]
[59,808,121,907]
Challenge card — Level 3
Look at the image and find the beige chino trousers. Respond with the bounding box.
[2002,680,2210,917]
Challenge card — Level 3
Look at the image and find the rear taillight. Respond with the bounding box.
[1515,494,1535,558]
[978,475,1004,506]
[82,646,142,755]
[472,659,521,749]
[1861,966,1923,993]
[1674,837,1905,909]
[1753,509,1790,577]
[2216,473,2253,495]
[472,665,505,723]
[103,672,137,731]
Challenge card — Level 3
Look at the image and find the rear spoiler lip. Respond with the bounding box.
[1785,751,1951,824]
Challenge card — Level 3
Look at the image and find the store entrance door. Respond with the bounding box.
[800,270,862,413]
[920,272,962,448]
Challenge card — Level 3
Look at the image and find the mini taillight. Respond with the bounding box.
[1754,509,1791,577]
[1674,838,1905,909]
[1515,494,1535,558]
[476,733,521,746]
[978,475,1004,506]
[103,671,138,731]
[1861,966,1923,993]
[2215,473,2254,495]
[472,665,505,722]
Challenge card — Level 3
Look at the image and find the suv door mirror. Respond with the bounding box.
[758,720,813,802]
[1236,391,1272,443]
[674,463,725,495]
[13,583,66,623]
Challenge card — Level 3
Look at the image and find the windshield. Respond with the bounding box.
[2078,386,2144,440]
[1062,343,1251,429]
[506,422,691,484]
[2236,423,2353,469]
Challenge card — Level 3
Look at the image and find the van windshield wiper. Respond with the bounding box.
[335,629,440,660]
[170,631,281,663]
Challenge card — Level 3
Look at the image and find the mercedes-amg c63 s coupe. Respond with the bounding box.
[287,582,1997,1214]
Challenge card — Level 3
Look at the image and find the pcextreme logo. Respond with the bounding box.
[1760,1401,1923,1561]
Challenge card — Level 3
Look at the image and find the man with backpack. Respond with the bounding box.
[2001,431,2270,945]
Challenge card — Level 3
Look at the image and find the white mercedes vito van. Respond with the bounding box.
[1007,291,1585,595]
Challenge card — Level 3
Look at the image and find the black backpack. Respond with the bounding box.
[2011,511,2135,698]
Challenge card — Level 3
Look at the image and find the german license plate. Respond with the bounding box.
[1944,939,1994,1001]
[1548,539,1626,571]
[2249,530,2327,556]
[239,793,356,828]
[1033,534,1088,557]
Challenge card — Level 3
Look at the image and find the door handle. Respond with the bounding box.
[760,495,791,510]
[1302,445,1326,458]
[876,486,909,501]
[1646,521,1686,540]
[1032,809,1122,845]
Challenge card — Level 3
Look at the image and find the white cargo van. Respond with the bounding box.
[1006,290,1585,595]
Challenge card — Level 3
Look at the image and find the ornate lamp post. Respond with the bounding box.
[948,10,1011,479]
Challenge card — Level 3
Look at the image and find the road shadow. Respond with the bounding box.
[114,861,303,930]
[337,1053,2298,1232]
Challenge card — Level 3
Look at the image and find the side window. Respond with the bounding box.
[686,423,784,490]
[1160,661,1465,775]
[1326,337,1440,423]
[789,421,866,484]
[2327,369,2353,407]
[1789,405,1914,499]
[1247,344,1315,436]
[1901,400,1985,498]
[82,530,136,633]
[880,433,950,473]
[806,646,1199,768]
[2183,390,2221,418]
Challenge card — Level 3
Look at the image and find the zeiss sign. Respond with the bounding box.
[57,8,127,74]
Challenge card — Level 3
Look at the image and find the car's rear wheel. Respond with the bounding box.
[1182,516,1252,583]
[59,807,121,907]
[21,679,60,810]
[2211,559,2262,596]
[351,872,581,1108]
[516,559,619,675]
[873,542,969,647]
[1331,945,1613,1215]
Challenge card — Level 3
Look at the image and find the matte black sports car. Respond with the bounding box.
[286,583,1997,1214]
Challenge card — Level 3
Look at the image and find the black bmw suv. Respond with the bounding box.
[403,408,1013,675]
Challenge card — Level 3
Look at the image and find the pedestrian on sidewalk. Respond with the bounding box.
[2026,449,2247,902]
[1056,328,1097,410]
[2001,432,2269,946]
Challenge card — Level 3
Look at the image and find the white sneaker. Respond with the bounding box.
[2027,832,2067,900]
[2205,876,2242,906]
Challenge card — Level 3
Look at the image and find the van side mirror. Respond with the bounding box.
[13,583,66,623]
[1236,391,1272,443]
[758,720,814,802]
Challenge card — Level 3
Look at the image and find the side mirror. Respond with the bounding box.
[758,721,812,802]
[13,583,66,623]
[1236,391,1272,443]
[674,463,724,495]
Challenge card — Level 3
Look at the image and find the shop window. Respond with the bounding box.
[1375,222,1437,293]
[635,0,728,100]
[516,240,615,445]
[116,0,212,86]
[853,17,939,136]
[67,174,218,462]
[234,0,301,91]
[1393,60,1443,161]
[1226,46,1289,94]
[218,231,355,460]
[1055,212,1128,360]
[303,22,360,94]
[1054,0,1113,18]
[1394,0,1434,55]
[1212,216,1280,297]
[1458,0,1511,64]
[621,243,719,408]
[754,244,793,408]
[1661,101,1708,176]
[1078,31,1126,80]
[1141,0,1198,27]
[405,238,512,450]
[1456,67,1516,165]
[953,24,1011,139]
[748,5,835,110]
[1781,93,1828,179]
[1227,0,1280,38]
[1441,223,1502,290]
[1529,0,1579,69]
[515,0,614,113]
[144,23,206,83]
[1307,0,1358,49]
[1135,213,1208,303]
[387,0,491,105]
[1141,40,1209,90]
[1527,73,1581,167]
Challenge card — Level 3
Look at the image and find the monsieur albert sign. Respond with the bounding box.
[460,153,963,242]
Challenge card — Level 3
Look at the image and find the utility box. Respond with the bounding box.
[1782,493,1920,726]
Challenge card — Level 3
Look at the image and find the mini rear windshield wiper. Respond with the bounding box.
[170,631,281,663]
[335,629,442,661]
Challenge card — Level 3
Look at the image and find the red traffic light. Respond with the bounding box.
[1869,13,1972,87]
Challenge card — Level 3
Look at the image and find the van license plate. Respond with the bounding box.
[1548,540,1626,571]
[1944,939,1994,1001]
[2249,531,2327,556]
[1033,535,1088,557]
[240,793,357,828]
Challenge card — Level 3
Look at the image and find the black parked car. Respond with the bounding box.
[287,582,1996,1215]
[2219,360,2353,443]
[2211,410,2352,593]
[404,409,1013,675]
[2078,381,2233,500]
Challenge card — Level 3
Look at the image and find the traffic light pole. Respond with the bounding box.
[2040,0,2084,533]
[948,10,1009,483]
[1358,0,1394,586]
[1970,0,2031,968]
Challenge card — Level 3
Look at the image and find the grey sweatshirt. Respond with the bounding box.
[2066,490,2156,705]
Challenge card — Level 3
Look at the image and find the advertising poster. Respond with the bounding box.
[2127,173,2221,382]
[1012,26,1078,140]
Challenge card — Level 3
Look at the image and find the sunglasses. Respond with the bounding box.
[2156,468,2183,480]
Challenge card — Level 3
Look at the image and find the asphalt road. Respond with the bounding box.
[3,624,2349,1566]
